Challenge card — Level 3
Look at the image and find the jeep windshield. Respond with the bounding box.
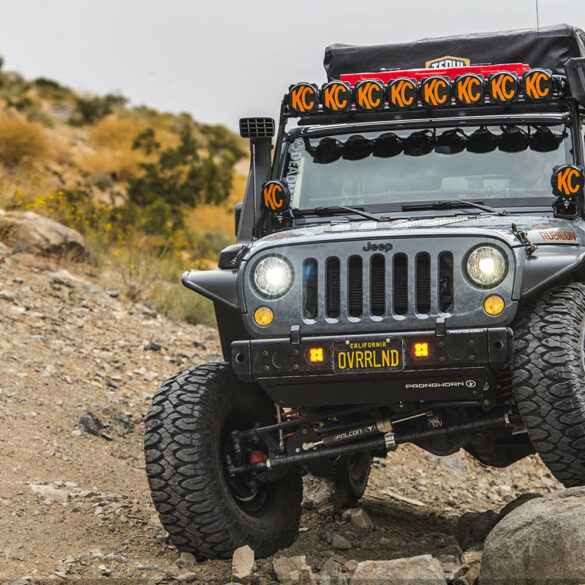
[283,124,572,215]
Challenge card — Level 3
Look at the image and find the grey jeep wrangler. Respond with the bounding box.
[145,24,585,559]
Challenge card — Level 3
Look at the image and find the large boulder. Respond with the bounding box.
[0,210,88,260]
[351,555,447,585]
[480,487,585,585]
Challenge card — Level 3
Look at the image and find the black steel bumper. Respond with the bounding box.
[231,327,512,407]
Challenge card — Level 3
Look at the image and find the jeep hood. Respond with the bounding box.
[250,215,584,251]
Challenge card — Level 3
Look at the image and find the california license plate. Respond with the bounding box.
[334,338,403,373]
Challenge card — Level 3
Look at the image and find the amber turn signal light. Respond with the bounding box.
[254,306,274,327]
[484,295,505,316]
[413,342,429,358]
[308,347,324,363]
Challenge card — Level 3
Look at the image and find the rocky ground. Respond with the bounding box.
[0,251,563,585]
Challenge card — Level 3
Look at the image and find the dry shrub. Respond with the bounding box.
[77,115,180,182]
[89,115,147,148]
[188,171,247,235]
[0,115,50,166]
[77,148,146,182]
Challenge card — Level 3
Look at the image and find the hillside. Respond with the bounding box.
[0,61,247,325]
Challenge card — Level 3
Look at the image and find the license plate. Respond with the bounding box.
[334,338,403,373]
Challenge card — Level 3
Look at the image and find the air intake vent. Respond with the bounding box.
[239,117,275,139]
[302,259,318,319]
[393,254,408,315]
[348,256,363,317]
[416,252,431,314]
[439,252,454,312]
[370,254,386,316]
[326,257,340,318]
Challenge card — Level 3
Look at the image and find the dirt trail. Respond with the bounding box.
[0,254,561,584]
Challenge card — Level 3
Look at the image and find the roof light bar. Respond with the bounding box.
[284,65,563,117]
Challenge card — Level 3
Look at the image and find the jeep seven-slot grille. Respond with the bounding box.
[303,251,454,320]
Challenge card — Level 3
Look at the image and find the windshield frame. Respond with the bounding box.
[277,111,578,217]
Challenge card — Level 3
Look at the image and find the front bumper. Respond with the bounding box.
[231,327,512,407]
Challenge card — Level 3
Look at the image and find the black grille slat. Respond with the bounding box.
[416,253,431,314]
[439,252,454,312]
[302,259,318,319]
[370,254,385,316]
[393,254,408,315]
[326,257,341,318]
[348,256,363,317]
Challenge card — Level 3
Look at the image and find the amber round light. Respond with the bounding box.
[254,306,274,327]
[484,295,505,316]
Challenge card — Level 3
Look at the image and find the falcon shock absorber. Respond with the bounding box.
[301,419,393,451]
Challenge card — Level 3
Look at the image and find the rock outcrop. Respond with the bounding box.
[0,210,88,259]
[480,487,585,585]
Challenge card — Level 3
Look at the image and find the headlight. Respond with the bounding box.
[466,246,507,287]
[253,256,293,298]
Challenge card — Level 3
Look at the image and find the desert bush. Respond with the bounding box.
[128,125,244,232]
[0,116,50,166]
[72,92,129,125]
[32,77,73,101]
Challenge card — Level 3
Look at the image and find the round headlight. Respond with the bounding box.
[253,256,293,298]
[466,246,507,288]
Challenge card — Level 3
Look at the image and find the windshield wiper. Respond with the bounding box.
[401,200,508,216]
[293,205,390,222]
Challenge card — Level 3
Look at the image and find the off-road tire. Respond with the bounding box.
[144,363,302,559]
[513,282,585,486]
[311,452,372,507]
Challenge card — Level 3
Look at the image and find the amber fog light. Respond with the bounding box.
[254,306,274,327]
[484,295,505,316]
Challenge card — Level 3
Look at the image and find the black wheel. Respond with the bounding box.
[311,452,372,507]
[513,282,585,486]
[144,363,302,559]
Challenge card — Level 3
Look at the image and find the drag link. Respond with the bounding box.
[227,412,513,476]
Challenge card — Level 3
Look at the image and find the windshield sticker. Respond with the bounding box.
[286,138,305,206]
[425,56,470,69]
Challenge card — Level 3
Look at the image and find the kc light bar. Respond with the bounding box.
[285,64,567,116]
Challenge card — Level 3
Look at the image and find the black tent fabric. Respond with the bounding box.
[324,24,585,80]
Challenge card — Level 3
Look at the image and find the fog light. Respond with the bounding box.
[254,306,274,327]
[414,342,429,358]
[484,295,505,316]
[308,347,324,363]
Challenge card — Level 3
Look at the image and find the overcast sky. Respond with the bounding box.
[0,0,583,130]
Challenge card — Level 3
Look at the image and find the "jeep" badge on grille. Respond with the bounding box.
[363,242,393,252]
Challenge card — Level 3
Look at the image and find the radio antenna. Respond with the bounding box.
[535,0,541,41]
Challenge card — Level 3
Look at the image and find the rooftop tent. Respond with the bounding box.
[324,24,585,80]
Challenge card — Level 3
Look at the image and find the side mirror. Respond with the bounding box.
[234,202,243,236]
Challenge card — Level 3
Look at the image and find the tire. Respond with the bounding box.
[311,452,372,507]
[144,363,302,559]
[513,282,585,486]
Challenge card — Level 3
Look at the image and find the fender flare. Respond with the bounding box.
[182,270,241,311]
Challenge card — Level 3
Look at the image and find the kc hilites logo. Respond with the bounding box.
[425,56,471,69]
[262,181,290,212]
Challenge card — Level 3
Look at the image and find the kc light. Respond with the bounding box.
[466,246,507,288]
[253,256,293,298]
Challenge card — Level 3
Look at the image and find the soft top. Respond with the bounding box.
[324,24,585,80]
